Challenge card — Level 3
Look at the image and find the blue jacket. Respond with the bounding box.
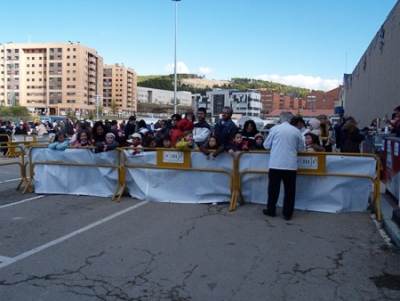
[49,139,70,151]
[213,119,238,150]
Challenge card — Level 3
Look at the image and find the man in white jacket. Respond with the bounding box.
[193,107,211,147]
[263,112,305,221]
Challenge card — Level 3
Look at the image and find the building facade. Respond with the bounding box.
[137,86,192,107]
[343,1,400,126]
[198,88,262,120]
[103,64,137,116]
[0,42,104,117]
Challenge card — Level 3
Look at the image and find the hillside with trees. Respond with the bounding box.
[137,74,314,98]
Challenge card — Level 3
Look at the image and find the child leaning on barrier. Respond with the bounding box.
[95,132,119,152]
[175,130,197,150]
[128,133,142,155]
[49,131,70,151]
[249,133,266,151]
[162,134,173,148]
[226,132,249,154]
[143,136,157,149]
[199,136,224,160]
[304,132,325,152]
[70,130,92,148]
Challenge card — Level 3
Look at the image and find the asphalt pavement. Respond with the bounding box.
[0,157,400,301]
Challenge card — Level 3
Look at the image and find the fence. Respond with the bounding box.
[12,147,381,220]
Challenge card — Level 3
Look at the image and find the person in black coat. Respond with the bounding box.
[124,116,137,140]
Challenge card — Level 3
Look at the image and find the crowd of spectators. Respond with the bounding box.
[4,104,396,156]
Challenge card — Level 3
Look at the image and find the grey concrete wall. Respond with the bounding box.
[344,1,400,127]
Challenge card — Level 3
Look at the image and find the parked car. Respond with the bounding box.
[40,116,67,125]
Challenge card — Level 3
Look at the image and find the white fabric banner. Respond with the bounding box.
[29,148,377,213]
[32,148,119,197]
[238,153,376,213]
[124,151,233,203]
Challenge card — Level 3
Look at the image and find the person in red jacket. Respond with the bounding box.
[169,114,182,146]
[177,111,195,133]
[170,111,195,146]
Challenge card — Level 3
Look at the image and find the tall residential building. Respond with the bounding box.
[0,42,104,116]
[103,64,137,116]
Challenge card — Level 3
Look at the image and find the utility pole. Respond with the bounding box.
[94,94,102,120]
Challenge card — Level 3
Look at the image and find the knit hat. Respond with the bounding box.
[105,132,115,138]
[254,133,264,141]
[308,118,320,130]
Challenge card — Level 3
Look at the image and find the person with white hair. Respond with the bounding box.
[263,112,305,221]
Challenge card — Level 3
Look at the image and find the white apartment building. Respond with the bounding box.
[137,86,192,107]
[199,88,262,119]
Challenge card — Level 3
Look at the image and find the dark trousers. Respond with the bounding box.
[267,168,297,217]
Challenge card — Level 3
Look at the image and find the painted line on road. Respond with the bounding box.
[0,195,46,210]
[0,255,12,262]
[0,178,23,184]
[370,213,392,246]
[0,200,149,269]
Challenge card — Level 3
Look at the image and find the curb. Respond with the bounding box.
[379,193,400,248]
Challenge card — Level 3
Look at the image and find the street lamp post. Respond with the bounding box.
[172,0,181,114]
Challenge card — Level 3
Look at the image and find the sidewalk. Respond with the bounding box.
[379,191,400,247]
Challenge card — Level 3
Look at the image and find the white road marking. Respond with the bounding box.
[0,195,46,209]
[370,213,393,246]
[0,178,23,184]
[0,200,149,269]
[0,255,12,262]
